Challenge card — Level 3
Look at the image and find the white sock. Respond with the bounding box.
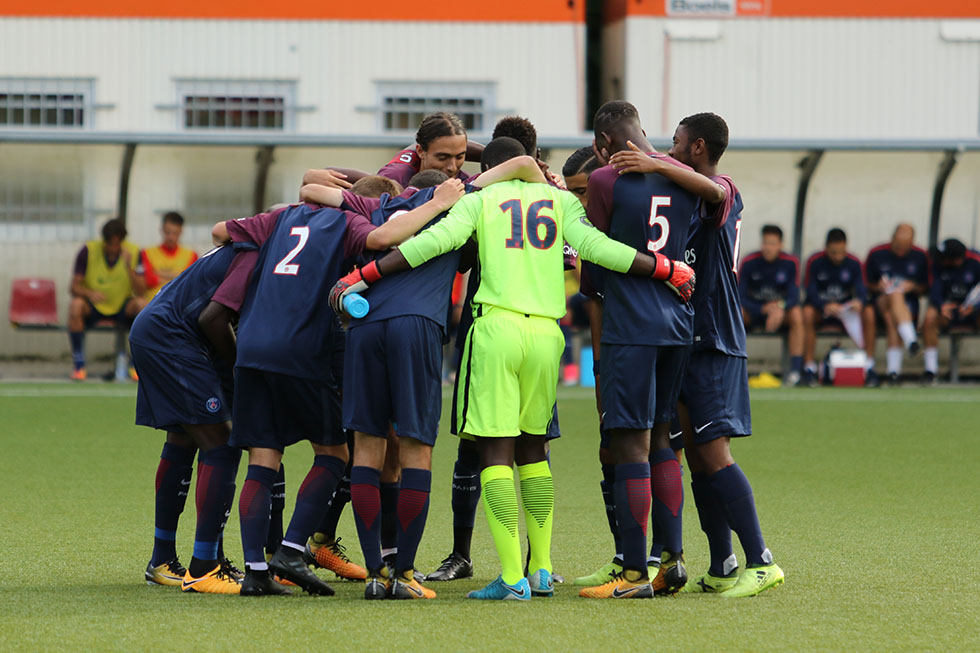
[722,553,739,576]
[805,362,817,373]
[924,347,939,374]
[246,561,269,571]
[281,540,304,552]
[865,358,875,371]
[897,321,917,348]
[381,547,397,559]
[886,347,903,375]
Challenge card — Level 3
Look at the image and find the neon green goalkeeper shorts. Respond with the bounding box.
[455,306,564,438]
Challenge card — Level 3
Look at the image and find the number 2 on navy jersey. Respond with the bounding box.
[273,226,309,275]
[501,199,557,250]
[647,196,671,253]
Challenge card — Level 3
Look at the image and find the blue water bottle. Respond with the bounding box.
[342,292,370,319]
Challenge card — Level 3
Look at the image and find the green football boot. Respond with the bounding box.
[680,570,739,594]
[573,559,623,586]
[722,563,784,598]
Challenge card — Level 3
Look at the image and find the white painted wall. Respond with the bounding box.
[617,17,980,140]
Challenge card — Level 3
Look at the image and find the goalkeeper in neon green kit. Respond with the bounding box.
[330,137,695,600]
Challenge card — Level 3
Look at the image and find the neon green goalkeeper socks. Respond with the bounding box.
[518,460,554,574]
[481,465,523,585]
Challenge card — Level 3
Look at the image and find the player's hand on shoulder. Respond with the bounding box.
[433,178,465,210]
[610,141,658,175]
[302,168,352,189]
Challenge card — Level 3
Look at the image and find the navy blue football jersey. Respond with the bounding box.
[227,204,374,382]
[738,251,800,312]
[130,245,250,357]
[804,252,866,310]
[586,159,699,346]
[930,254,980,307]
[865,244,930,301]
[685,176,746,357]
[346,187,463,332]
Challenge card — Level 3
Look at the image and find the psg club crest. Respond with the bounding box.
[206,397,221,413]
[841,271,850,282]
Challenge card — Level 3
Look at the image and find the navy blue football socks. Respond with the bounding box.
[239,464,277,569]
[451,441,481,559]
[151,442,195,566]
[351,465,384,571]
[650,448,684,555]
[69,332,85,371]
[380,481,400,557]
[395,467,432,574]
[709,463,769,567]
[790,355,803,374]
[189,444,240,577]
[600,463,622,558]
[315,458,352,541]
[691,471,734,576]
[265,464,285,555]
[282,455,345,549]
[614,462,651,574]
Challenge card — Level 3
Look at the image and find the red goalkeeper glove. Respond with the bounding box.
[651,254,696,302]
[329,261,383,314]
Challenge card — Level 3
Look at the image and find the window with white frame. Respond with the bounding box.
[376,82,495,134]
[0,78,93,128]
[177,80,297,131]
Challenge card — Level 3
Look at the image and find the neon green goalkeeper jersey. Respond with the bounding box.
[398,179,637,319]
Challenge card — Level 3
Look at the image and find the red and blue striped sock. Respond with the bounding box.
[351,466,384,571]
[613,462,651,574]
[315,458,352,541]
[238,465,277,570]
[282,455,345,549]
[150,442,195,566]
[189,444,240,577]
[395,468,431,575]
[650,448,684,555]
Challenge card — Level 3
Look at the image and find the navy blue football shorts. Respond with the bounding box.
[679,349,751,445]
[230,367,344,450]
[344,316,443,446]
[85,299,132,329]
[132,343,230,433]
[600,344,689,430]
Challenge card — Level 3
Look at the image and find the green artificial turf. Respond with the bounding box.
[1,384,978,651]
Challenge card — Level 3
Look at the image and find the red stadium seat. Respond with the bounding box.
[9,278,60,328]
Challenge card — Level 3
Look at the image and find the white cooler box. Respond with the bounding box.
[828,349,867,386]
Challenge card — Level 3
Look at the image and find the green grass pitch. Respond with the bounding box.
[1,383,978,651]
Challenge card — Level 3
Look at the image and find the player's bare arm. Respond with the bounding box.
[364,179,466,251]
[299,184,344,207]
[197,301,237,366]
[211,221,230,245]
[470,155,548,188]
[70,272,105,304]
[610,141,725,204]
[301,168,362,188]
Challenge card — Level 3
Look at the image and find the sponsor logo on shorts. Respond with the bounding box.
[206,397,221,413]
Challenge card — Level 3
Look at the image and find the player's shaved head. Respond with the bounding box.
[493,116,537,156]
[592,101,643,158]
[891,223,915,256]
[350,175,403,198]
[408,169,449,189]
[481,137,527,171]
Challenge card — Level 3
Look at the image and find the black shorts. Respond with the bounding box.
[84,299,132,329]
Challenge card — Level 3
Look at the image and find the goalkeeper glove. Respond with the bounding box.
[651,254,696,302]
[329,261,383,314]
